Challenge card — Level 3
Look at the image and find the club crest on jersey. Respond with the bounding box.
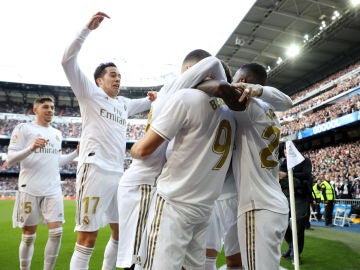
[56,135,60,141]
[136,256,141,265]
[82,215,90,225]
[11,134,19,144]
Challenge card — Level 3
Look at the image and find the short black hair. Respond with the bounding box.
[94,62,117,86]
[182,49,211,66]
[240,63,267,85]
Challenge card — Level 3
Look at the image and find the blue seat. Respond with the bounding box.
[345,204,352,216]
[332,203,341,216]
[333,204,351,227]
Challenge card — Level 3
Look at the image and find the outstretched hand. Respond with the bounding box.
[87,12,110,30]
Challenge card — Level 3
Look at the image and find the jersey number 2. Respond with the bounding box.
[260,125,280,168]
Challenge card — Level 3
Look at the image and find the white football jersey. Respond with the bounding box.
[62,28,150,172]
[8,122,63,196]
[152,89,235,218]
[217,169,237,200]
[120,56,227,186]
[232,98,289,215]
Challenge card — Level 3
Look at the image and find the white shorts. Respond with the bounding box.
[206,196,239,256]
[116,184,155,268]
[12,191,64,228]
[136,193,210,270]
[75,163,122,232]
[238,209,288,270]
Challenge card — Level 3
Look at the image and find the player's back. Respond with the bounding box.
[153,89,235,218]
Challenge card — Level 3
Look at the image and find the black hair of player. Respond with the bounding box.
[94,62,117,86]
[240,63,267,85]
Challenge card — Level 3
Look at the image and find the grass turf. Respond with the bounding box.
[1,200,360,269]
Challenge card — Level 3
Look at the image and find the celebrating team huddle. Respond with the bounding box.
[8,12,293,270]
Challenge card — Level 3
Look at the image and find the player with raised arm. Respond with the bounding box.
[61,12,152,270]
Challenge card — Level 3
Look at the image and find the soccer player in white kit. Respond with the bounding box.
[196,62,292,270]
[61,12,152,270]
[130,81,236,269]
[116,50,228,269]
[205,169,242,270]
[7,96,78,270]
[231,63,293,270]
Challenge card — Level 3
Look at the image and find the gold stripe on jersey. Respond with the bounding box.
[151,127,170,141]
[76,164,90,225]
[134,184,152,255]
[144,194,165,270]
[245,210,256,270]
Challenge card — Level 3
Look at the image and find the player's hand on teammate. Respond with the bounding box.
[87,12,110,30]
[231,82,263,102]
[215,83,248,111]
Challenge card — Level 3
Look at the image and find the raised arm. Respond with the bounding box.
[170,56,227,92]
[61,12,110,98]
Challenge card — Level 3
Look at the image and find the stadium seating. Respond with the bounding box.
[309,205,318,222]
[333,204,352,227]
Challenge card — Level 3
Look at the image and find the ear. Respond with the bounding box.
[96,77,103,87]
[33,107,37,114]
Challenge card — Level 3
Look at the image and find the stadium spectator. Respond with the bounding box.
[321,172,336,226]
[351,179,360,199]
[280,146,313,265]
[6,96,78,270]
[61,12,152,270]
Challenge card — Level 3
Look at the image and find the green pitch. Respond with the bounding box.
[1,200,360,269]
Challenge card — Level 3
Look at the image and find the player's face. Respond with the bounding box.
[99,66,121,98]
[233,69,246,83]
[233,69,257,84]
[34,101,55,126]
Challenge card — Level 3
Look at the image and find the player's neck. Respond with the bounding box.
[35,120,50,127]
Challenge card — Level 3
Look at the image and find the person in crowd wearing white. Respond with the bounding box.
[7,96,78,270]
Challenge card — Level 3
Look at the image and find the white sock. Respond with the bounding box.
[101,237,119,270]
[205,257,217,270]
[44,227,63,270]
[19,233,36,270]
[70,243,94,270]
